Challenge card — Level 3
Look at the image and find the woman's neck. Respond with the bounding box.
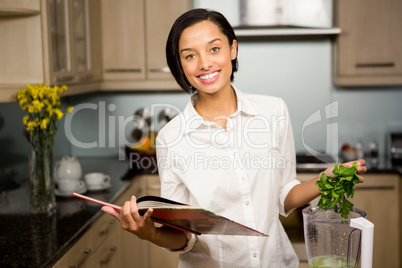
[194,86,237,129]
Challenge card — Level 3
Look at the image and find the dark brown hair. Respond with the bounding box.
[166,8,238,94]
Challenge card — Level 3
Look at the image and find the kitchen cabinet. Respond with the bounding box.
[334,0,402,86]
[114,175,149,268]
[0,0,40,15]
[0,0,102,103]
[146,174,180,268]
[53,213,120,268]
[92,225,120,268]
[53,175,178,268]
[296,172,401,268]
[43,0,102,86]
[53,178,145,268]
[115,174,179,268]
[100,0,191,91]
[53,230,94,268]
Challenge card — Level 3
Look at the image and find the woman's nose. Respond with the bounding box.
[198,54,212,70]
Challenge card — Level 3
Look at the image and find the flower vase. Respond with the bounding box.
[29,148,56,215]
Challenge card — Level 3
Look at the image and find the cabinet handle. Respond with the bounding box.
[70,248,91,268]
[355,62,395,68]
[105,68,142,73]
[149,67,171,73]
[79,74,94,81]
[99,246,117,265]
[56,76,75,83]
[99,219,116,236]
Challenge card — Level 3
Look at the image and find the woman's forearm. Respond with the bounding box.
[284,173,322,211]
[150,226,189,250]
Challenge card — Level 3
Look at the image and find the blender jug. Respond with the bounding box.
[302,207,374,268]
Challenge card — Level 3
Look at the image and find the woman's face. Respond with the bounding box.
[178,20,237,95]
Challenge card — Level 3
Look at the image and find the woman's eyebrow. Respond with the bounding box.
[180,38,222,54]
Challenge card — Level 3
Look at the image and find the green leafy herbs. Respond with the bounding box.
[315,162,360,219]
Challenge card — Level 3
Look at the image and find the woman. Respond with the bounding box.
[103,9,367,267]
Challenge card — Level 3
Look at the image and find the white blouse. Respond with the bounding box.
[156,87,300,268]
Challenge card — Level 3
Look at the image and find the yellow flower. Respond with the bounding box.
[66,106,74,113]
[17,84,70,148]
[22,116,30,126]
[28,100,44,113]
[28,85,39,100]
[54,109,63,120]
[26,120,38,131]
[40,118,50,130]
[48,90,60,105]
[19,97,28,107]
[58,85,68,93]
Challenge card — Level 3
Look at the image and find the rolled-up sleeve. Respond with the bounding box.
[163,232,198,253]
[277,99,301,217]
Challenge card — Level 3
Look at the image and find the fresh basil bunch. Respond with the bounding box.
[315,162,360,219]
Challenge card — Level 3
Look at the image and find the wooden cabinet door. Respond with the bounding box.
[115,176,149,268]
[0,0,40,14]
[46,0,75,84]
[71,0,102,84]
[101,0,146,81]
[336,0,402,86]
[145,0,190,80]
[63,231,95,268]
[92,225,120,268]
[352,174,400,268]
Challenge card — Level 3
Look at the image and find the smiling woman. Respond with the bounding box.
[101,8,368,268]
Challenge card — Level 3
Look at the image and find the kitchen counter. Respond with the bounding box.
[1,154,399,267]
[296,154,400,174]
[0,157,135,268]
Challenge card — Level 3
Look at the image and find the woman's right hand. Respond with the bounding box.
[102,195,157,241]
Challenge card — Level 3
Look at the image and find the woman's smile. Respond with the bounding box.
[198,70,221,83]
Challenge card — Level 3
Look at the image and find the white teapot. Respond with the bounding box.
[54,156,82,181]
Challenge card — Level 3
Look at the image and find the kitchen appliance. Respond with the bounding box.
[303,207,374,268]
[296,153,334,170]
[239,0,332,28]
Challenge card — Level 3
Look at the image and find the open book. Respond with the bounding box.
[72,193,268,237]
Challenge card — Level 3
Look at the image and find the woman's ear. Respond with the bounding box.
[231,39,238,60]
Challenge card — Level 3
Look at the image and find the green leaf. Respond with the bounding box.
[315,162,360,219]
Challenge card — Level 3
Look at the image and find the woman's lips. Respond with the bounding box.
[197,71,220,84]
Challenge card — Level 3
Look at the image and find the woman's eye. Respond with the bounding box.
[211,47,220,53]
[185,54,195,60]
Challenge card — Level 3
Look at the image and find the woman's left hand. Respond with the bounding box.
[322,159,367,183]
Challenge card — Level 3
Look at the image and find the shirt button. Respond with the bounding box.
[245,201,249,206]
[253,253,257,258]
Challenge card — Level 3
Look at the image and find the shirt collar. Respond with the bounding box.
[182,86,258,134]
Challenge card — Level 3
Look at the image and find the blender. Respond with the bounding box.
[302,207,374,268]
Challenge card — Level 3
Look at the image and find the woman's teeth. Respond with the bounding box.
[199,71,218,80]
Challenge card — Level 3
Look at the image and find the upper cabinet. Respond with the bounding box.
[43,0,102,85]
[100,0,191,91]
[334,0,402,86]
[0,0,40,15]
[0,0,102,102]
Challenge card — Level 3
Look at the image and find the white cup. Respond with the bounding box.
[84,173,111,188]
[58,179,85,194]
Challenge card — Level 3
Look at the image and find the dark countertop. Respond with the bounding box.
[0,157,135,268]
[296,154,401,175]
